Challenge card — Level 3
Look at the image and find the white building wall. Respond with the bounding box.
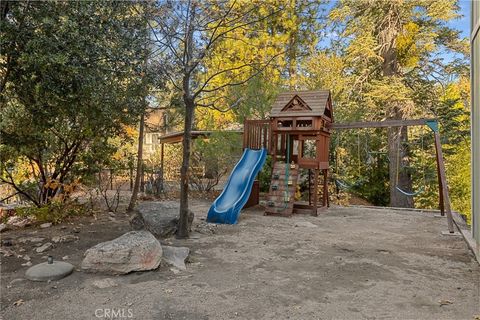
[472,1,480,254]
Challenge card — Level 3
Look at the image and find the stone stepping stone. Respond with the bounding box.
[25,258,74,281]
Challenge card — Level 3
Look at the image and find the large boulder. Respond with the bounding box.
[81,231,162,274]
[131,201,194,238]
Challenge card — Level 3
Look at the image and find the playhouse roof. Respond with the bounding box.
[270,90,332,119]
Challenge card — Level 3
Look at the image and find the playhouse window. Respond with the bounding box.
[302,139,317,159]
[296,119,312,128]
[277,120,293,128]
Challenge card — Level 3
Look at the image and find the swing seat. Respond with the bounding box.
[335,178,365,190]
[395,186,424,197]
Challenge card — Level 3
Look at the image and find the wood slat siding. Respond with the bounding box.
[243,120,271,151]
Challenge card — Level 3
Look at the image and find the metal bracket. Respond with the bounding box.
[425,119,439,133]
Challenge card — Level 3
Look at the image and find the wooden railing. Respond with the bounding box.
[243,120,271,152]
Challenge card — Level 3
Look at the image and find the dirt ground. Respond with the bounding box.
[1,200,479,320]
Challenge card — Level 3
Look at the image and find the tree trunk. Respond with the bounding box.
[387,123,414,207]
[177,99,195,238]
[128,112,145,212]
[288,34,297,90]
[380,22,414,208]
[177,1,196,238]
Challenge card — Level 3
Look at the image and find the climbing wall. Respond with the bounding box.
[265,162,298,216]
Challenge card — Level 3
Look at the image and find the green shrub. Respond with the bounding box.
[16,200,89,224]
[258,155,272,192]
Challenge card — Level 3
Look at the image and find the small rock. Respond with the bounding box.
[62,255,69,260]
[170,268,180,274]
[162,246,190,270]
[108,212,115,217]
[40,223,52,228]
[21,261,32,267]
[18,237,45,244]
[2,239,13,246]
[0,247,14,257]
[194,222,217,235]
[23,255,31,261]
[92,278,118,289]
[7,216,31,228]
[36,242,52,253]
[52,235,79,243]
[0,223,8,232]
[81,231,162,274]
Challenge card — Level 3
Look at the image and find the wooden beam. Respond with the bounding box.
[433,131,455,233]
[331,119,436,130]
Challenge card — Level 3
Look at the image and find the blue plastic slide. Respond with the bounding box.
[206,148,267,224]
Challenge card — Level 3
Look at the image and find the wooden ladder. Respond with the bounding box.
[265,162,298,216]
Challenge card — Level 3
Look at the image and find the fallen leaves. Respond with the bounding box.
[439,299,453,306]
[13,299,24,307]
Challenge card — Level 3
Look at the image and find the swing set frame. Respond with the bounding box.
[331,118,455,233]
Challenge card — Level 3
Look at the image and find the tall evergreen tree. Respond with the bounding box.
[329,0,467,207]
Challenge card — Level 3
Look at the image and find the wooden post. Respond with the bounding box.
[436,158,445,215]
[308,169,311,205]
[433,131,455,233]
[312,169,319,216]
[271,132,277,168]
[323,169,328,207]
[243,120,247,149]
[160,142,164,193]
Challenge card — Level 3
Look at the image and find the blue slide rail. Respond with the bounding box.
[206,148,267,224]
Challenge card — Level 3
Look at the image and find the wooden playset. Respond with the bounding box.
[243,90,334,216]
[242,90,454,233]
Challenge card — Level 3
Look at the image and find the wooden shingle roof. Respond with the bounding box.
[270,90,332,118]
